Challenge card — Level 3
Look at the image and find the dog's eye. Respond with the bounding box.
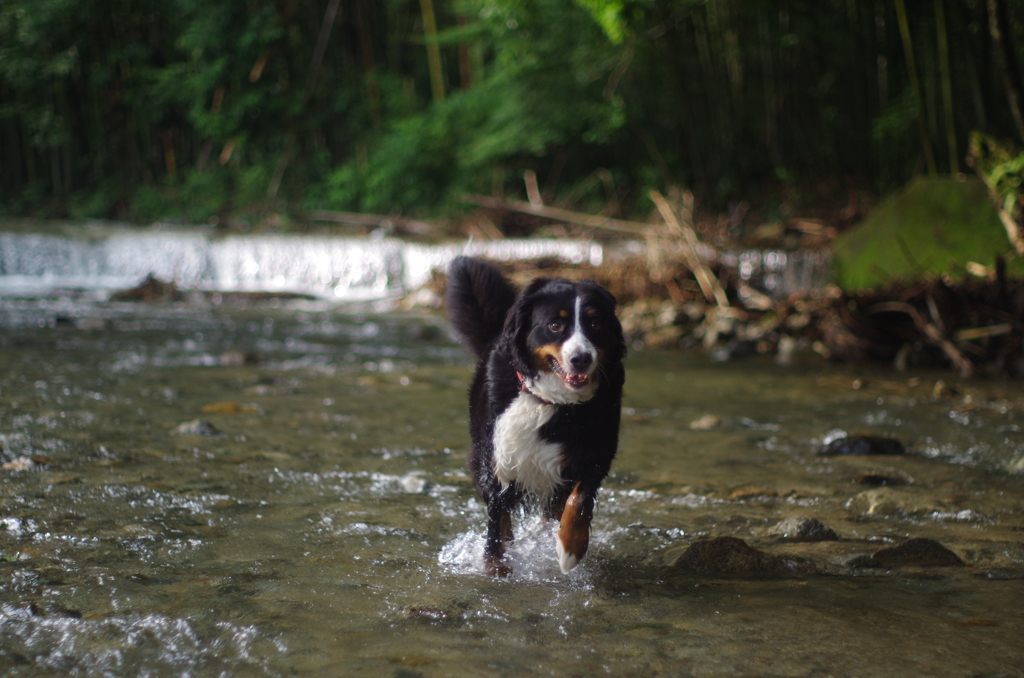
[587,317,602,331]
[547,321,564,333]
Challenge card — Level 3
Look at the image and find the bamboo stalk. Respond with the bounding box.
[305,0,342,103]
[894,0,938,176]
[457,14,471,89]
[356,2,380,119]
[419,0,445,103]
[988,0,1024,143]
[267,146,291,200]
[757,11,781,168]
[934,0,958,173]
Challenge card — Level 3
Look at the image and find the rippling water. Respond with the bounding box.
[1,297,1022,677]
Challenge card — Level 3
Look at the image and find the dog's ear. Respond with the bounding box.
[501,278,551,374]
[580,280,626,362]
[580,279,617,309]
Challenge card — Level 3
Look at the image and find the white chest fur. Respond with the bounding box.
[492,392,564,498]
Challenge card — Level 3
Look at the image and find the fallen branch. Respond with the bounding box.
[648,189,730,309]
[953,323,1014,341]
[866,301,974,378]
[308,210,431,233]
[459,194,648,234]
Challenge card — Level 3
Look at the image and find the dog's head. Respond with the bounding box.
[503,277,624,405]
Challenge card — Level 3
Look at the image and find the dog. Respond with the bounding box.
[446,256,625,576]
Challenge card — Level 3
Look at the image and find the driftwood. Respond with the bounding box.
[308,209,431,234]
[313,196,1022,377]
[460,194,648,234]
[817,270,1024,377]
[648,189,729,309]
[864,301,975,378]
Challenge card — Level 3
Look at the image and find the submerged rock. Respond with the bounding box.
[689,414,721,431]
[852,469,912,486]
[200,401,261,415]
[727,484,778,500]
[1,456,39,472]
[846,487,943,516]
[399,472,430,494]
[218,350,260,366]
[170,419,225,438]
[672,536,786,575]
[766,516,839,542]
[110,274,184,303]
[853,538,965,568]
[819,434,906,456]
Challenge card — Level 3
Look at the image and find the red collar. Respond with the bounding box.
[516,371,552,405]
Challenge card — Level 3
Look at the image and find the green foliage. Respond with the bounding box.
[2,0,1024,221]
[322,0,630,214]
[873,88,921,186]
[573,0,628,44]
[969,132,1024,218]
[130,170,231,224]
[832,178,1013,291]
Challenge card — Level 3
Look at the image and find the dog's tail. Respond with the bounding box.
[445,256,517,359]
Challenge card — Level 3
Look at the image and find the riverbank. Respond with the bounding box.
[3,191,1022,380]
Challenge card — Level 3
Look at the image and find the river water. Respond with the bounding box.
[1,295,1023,677]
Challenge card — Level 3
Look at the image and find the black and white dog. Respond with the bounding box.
[446,256,625,575]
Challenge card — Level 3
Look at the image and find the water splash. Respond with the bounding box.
[0,605,285,677]
[438,517,598,585]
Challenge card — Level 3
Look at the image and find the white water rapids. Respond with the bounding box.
[0,221,830,301]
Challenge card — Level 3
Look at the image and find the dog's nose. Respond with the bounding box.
[568,351,593,373]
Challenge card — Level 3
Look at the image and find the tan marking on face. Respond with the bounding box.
[559,309,569,318]
[532,343,562,372]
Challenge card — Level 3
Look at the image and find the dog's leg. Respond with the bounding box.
[556,482,594,573]
[483,498,514,577]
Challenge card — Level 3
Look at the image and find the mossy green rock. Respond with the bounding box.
[832,177,1013,291]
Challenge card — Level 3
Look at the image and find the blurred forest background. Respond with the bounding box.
[2,0,1024,227]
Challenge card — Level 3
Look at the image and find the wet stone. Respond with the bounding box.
[218,350,259,366]
[689,414,720,431]
[727,485,778,500]
[1,456,38,472]
[672,536,787,575]
[819,434,906,456]
[400,473,430,494]
[403,606,461,623]
[854,538,965,568]
[170,419,225,438]
[109,274,184,303]
[846,487,944,516]
[853,469,912,486]
[201,401,261,415]
[765,516,839,542]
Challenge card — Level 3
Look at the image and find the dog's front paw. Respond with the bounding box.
[483,554,512,577]
[556,539,580,573]
[557,482,593,573]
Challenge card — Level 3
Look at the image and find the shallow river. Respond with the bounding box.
[1,296,1022,677]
